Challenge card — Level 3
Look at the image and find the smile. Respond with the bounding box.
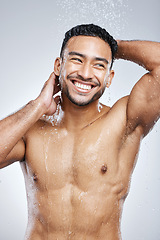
[70,79,98,94]
[74,81,92,90]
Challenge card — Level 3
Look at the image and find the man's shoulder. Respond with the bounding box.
[24,116,56,139]
[112,95,129,110]
[98,96,129,130]
[102,95,129,117]
[91,96,130,141]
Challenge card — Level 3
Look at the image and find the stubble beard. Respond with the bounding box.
[62,80,106,107]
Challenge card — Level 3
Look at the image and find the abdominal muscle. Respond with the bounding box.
[22,113,131,240]
[24,180,122,240]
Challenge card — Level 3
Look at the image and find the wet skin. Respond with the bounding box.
[22,99,141,240]
[21,37,141,240]
[2,36,160,239]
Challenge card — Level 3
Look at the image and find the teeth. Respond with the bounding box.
[74,81,91,90]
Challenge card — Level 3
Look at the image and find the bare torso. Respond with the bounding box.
[21,97,142,240]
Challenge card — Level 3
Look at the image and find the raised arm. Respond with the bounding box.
[0,73,60,168]
[116,40,160,137]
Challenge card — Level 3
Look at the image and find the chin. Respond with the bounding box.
[67,92,101,107]
[63,83,105,107]
[69,98,92,107]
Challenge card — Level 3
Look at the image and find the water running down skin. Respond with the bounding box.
[0,33,160,240]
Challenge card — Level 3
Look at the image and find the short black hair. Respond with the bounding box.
[60,23,118,69]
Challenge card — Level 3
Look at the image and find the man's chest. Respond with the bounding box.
[24,126,124,193]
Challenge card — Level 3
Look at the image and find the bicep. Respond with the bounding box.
[127,67,160,137]
[0,139,25,168]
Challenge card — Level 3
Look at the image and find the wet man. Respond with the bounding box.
[0,24,160,239]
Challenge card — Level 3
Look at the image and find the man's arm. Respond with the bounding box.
[0,72,60,168]
[116,40,160,137]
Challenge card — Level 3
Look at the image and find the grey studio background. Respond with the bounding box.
[0,0,160,239]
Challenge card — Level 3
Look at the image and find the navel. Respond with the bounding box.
[101,164,107,174]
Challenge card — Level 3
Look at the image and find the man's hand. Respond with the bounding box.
[37,72,61,116]
[0,72,61,168]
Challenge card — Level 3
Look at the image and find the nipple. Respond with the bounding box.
[33,173,38,181]
[101,164,107,174]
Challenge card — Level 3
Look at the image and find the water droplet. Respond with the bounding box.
[98,102,103,112]
[56,0,128,37]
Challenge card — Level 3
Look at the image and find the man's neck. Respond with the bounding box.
[60,96,102,132]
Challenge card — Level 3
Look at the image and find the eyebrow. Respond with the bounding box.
[68,51,109,65]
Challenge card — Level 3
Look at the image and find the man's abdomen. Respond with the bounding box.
[25,184,122,240]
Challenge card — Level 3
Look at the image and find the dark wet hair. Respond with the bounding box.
[60,23,118,69]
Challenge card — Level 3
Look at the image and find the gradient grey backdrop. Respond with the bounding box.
[0,0,160,239]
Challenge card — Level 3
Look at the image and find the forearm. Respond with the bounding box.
[0,72,59,165]
[116,40,160,71]
[0,99,43,161]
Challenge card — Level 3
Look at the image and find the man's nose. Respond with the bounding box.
[77,63,94,80]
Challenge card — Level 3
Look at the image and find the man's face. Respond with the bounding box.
[57,36,114,106]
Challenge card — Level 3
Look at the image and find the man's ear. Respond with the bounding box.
[106,70,114,88]
[54,57,61,76]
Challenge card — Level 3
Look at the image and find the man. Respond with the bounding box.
[0,24,160,239]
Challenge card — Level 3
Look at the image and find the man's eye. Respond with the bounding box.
[71,58,82,63]
[95,63,105,69]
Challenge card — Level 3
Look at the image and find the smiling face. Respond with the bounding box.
[54,36,114,106]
